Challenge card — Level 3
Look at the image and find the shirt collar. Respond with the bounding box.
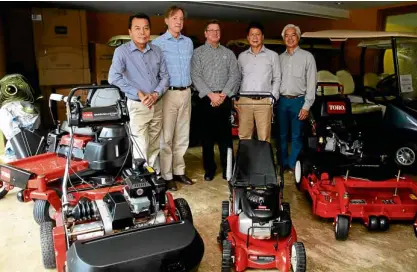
[285,46,300,56]
[205,41,221,49]
[129,40,152,53]
[247,45,266,55]
[164,30,184,41]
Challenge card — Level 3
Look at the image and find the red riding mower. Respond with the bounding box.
[0,85,205,271]
[294,82,417,240]
[218,93,307,272]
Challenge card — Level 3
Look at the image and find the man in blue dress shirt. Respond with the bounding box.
[108,13,169,172]
[153,6,194,191]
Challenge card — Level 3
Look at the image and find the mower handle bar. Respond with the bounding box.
[230,92,276,105]
[67,85,123,106]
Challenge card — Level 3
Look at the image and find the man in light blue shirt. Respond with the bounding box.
[108,13,169,170]
[152,6,194,191]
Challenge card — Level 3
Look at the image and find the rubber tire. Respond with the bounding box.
[221,240,233,272]
[221,200,229,221]
[282,202,291,218]
[33,200,53,225]
[335,215,350,241]
[379,216,389,231]
[291,242,307,272]
[174,198,193,224]
[40,221,56,269]
[368,216,378,231]
[414,226,417,238]
[0,183,9,200]
[394,143,417,170]
[294,160,302,191]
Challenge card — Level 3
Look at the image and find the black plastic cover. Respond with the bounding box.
[66,221,204,272]
[104,191,134,230]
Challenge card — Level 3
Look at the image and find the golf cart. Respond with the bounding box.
[294,30,417,240]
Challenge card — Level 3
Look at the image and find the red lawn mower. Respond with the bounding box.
[0,85,205,271]
[294,83,417,240]
[218,135,306,271]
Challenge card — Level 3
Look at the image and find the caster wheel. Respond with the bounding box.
[414,225,417,239]
[368,216,378,231]
[335,215,350,241]
[378,216,389,231]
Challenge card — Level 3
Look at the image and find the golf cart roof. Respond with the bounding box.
[107,35,160,47]
[301,30,417,41]
[226,38,337,50]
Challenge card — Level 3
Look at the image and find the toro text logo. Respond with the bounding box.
[327,102,346,114]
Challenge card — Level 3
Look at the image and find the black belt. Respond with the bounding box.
[168,85,191,91]
[282,95,304,99]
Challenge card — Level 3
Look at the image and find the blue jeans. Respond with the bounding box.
[276,96,305,169]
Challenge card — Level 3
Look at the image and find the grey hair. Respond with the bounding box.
[281,24,301,39]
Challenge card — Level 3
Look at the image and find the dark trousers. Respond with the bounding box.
[201,96,233,175]
[276,96,305,169]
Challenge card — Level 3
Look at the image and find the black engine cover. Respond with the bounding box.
[66,221,204,272]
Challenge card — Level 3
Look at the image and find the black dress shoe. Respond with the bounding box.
[165,179,178,191]
[173,175,194,185]
[204,173,214,181]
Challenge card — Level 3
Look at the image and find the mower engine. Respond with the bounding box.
[321,126,364,156]
[65,159,167,242]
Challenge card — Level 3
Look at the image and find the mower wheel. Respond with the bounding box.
[221,240,233,272]
[335,215,350,241]
[379,216,389,231]
[174,198,193,224]
[34,200,55,225]
[0,181,9,199]
[290,242,306,272]
[414,225,417,238]
[281,202,291,218]
[368,216,378,231]
[40,221,56,269]
[294,160,303,190]
[221,200,229,221]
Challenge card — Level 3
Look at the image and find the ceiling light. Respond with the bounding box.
[335,2,343,5]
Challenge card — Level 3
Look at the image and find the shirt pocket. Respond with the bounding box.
[292,64,304,78]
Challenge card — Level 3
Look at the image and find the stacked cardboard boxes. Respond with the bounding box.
[32,8,91,85]
[90,43,115,85]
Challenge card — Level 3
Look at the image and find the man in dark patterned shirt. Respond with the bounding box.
[191,19,241,181]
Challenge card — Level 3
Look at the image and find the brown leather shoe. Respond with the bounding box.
[165,179,178,191]
[173,175,194,185]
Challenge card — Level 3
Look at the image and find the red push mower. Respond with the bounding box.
[294,82,417,240]
[0,85,205,271]
[218,93,306,272]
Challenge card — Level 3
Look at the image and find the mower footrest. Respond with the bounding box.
[66,221,204,272]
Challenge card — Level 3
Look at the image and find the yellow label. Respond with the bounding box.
[146,166,155,173]
[409,194,417,200]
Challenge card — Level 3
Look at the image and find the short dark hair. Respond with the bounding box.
[128,13,151,29]
[204,19,220,31]
[165,5,186,18]
[246,21,264,35]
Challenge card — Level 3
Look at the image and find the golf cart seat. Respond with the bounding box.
[336,70,384,114]
[317,70,340,96]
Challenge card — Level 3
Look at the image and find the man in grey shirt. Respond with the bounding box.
[108,13,169,171]
[277,24,317,172]
[236,21,280,143]
[191,19,240,181]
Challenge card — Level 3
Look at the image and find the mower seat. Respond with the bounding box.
[336,70,384,114]
[316,70,340,96]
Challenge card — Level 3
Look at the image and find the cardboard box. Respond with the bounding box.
[55,87,89,122]
[38,68,91,86]
[91,43,115,84]
[32,8,88,47]
[37,45,89,70]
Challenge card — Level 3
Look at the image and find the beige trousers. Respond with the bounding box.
[236,97,273,142]
[127,98,163,170]
[160,89,191,180]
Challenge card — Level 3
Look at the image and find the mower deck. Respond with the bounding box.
[226,215,297,272]
[300,173,417,239]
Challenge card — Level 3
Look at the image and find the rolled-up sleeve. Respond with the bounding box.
[191,50,212,98]
[303,54,317,111]
[108,48,138,98]
[223,50,241,97]
[154,52,169,96]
